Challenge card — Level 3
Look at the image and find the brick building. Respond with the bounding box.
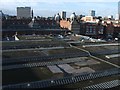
[80,22,104,38]
[106,22,114,36]
[2,18,60,30]
[60,19,104,38]
[70,20,80,34]
[113,25,120,39]
[60,20,70,29]
[60,20,80,34]
[2,18,63,38]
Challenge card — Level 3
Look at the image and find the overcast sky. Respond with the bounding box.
[0,0,119,18]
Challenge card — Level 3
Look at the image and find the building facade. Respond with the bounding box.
[17,7,32,19]
[70,20,80,34]
[106,22,114,39]
[80,22,104,38]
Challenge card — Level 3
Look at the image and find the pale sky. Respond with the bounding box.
[0,0,119,18]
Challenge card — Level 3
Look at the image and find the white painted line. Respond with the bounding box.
[3,47,70,52]
[105,54,120,59]
[105,56,110,59]
[83,43,119,47]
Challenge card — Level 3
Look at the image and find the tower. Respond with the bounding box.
[60,11,66,20]
[70,12,76,22]
[31,9,34,19]
[118,1,120,19]
[90,10,95,17]
[17,7,32,19]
